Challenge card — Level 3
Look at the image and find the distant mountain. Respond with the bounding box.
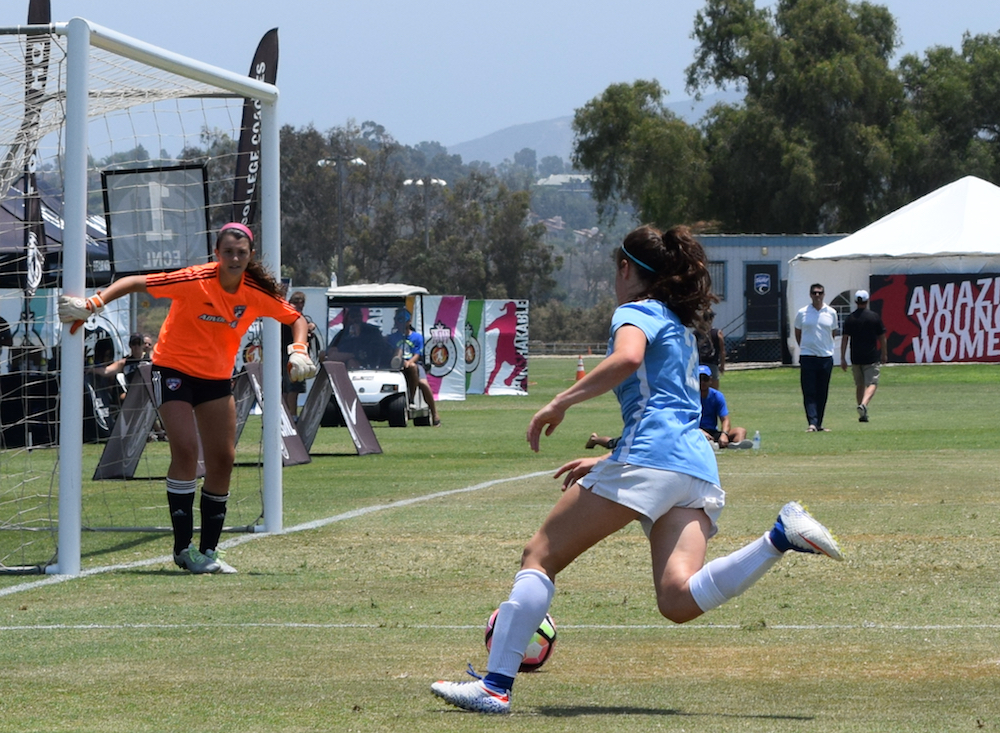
[446,89,744,168]
[447,117,575,168]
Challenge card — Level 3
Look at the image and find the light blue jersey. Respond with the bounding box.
[609,300,720,486]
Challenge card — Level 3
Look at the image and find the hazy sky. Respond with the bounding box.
[13,1,1000,148]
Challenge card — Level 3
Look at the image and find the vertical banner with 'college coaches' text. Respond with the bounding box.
[232,28,278,227]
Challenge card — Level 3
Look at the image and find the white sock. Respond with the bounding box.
[688,533,782,613]
[487,569,555,678]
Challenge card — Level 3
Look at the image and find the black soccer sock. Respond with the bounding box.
[199,491,229,554]
[166,478,197,555]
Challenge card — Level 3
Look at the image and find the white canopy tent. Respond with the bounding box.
[787,176,1000,362]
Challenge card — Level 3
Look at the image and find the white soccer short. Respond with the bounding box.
[577,459,725,538]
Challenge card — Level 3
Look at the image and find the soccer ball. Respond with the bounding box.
[484,608,557,672]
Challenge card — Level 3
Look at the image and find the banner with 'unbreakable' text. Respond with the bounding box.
[483,299,528,395]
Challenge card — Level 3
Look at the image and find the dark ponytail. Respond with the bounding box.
[615,225,718,327]
[245,259,284,297]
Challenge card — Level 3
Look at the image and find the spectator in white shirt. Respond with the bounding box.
[794,283,839,432]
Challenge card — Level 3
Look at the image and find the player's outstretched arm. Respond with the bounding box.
[58,275,148,334]
[526,325,645,453]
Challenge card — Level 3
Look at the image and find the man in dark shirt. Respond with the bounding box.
[840,289,887,423]
[327,306,393,369]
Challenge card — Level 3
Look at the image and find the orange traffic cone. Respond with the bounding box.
[575,355,586,381]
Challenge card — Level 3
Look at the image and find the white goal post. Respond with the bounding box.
[9,17,282,576]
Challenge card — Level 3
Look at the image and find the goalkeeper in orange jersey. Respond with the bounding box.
[59,223,317,574]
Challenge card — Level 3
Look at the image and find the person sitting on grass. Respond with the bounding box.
[585,433,619,450]
[589,366,753,452]
[697,365,753,449]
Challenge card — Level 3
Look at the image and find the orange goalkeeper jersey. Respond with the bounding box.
[146,262,300,380]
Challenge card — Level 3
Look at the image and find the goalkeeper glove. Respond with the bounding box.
[58,293,105,334]
[287,342,318,381]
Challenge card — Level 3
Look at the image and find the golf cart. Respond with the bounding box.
[322,283,432,428]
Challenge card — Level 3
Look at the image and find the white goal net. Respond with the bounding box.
[0,17,281,575]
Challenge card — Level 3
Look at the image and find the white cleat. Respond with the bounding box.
[769,501,844,560]
[431,678,511,714]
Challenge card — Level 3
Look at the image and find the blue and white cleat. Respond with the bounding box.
[769,501,844,560]
[431,666,511,714]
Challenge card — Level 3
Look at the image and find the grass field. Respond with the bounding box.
[1,357,999,732]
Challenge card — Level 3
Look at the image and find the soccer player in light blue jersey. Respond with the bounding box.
[432,225,844,714]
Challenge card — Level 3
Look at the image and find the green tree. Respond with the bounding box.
[178,129,238,231]
[403,172,557,300]
[513,147,537,172]
[571,80,709,228]
[277,124,339,285]
[688,0,904,231]
[485,185,555,299]
[273,123,562,298]
[700,101,821,232]
[895,32,1000,202]
[530,298,616,343]
[497,148,539,191]
[538,155,566,177]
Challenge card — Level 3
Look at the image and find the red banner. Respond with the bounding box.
[871,273,1000,363]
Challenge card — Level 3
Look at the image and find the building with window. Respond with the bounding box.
[700,234,846,362]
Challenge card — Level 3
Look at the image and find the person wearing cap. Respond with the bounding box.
[58,222,318,574]
[794,283,840,432]
[840,289,886,423]
[387,307,441,426]
[697,364,752,449]
[588,364,754,451]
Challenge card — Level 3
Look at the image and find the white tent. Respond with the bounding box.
[787,176,1000,363]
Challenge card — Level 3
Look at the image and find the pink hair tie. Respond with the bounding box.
[219,222,254,243]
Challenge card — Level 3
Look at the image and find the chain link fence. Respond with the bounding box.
[530,336,789,363]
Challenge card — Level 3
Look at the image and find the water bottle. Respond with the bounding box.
[752,430,761,451]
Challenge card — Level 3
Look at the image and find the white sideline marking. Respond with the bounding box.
[0,470,553,599]
[3,622,1000,632]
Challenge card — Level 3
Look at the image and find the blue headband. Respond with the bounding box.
[621,243,657,273]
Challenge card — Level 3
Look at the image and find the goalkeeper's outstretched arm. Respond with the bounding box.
[59,275,149,333]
